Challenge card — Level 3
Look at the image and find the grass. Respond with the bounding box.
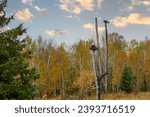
[37,92,150,100]
[102,92,150,100]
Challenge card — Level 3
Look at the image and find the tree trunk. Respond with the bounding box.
[92,51,101,100]
[143,74,147,92]
[95,18,102,100]
[95,18,102,75]
[104,21,109,92]
[62,69,65,96]
[60,63,65,96]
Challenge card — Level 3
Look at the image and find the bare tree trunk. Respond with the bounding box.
[143,74,147,92]
[143,51,147,92]
[95,18,102,75]
[92,51,100,100]
[95,18,102,100]
[62,68,65,96]
[79,55,83,75]
[53,75,56,97]
[60,63,65,96]
[102,36,107,92]
[104,20,109,92]
[91,18,109,100]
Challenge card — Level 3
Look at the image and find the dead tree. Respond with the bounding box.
[90,45,100,100]
[103,20,109,92]
[90,18,108,100]
[95,18,102,75]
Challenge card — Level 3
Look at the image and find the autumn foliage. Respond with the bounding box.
[27,33,150,99]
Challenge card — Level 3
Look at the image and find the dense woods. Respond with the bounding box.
[0,0,150,100]
[30,33,150,99]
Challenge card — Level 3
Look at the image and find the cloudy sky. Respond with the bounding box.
[5,0,150,45]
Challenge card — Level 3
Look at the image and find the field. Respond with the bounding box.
[102,92,150,100]
[38,92,150,100]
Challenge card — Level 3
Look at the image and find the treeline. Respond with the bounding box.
[26,33,150,99]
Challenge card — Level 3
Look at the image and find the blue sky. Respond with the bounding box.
[5,0,150,45]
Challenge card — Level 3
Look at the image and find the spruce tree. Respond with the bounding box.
[119,64,132,93]
[0,0,39,99]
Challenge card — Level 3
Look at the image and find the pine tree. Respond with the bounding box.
[0,0,39,99]
[119,64,132,93]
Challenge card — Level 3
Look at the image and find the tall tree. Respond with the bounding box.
[0,0,39,99]
[108,33,127,92]
[33,36,55,98]
[128,39,150,92]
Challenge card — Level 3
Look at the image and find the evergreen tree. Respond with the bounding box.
[0,0,39,99]
[119,64,132,93]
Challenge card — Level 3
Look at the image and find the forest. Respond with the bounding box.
[0,0,150,100]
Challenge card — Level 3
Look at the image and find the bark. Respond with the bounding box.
[91,51,100,100]
[99,72,109,81]
[95,18,102,100]
[60,63,65,96]
[92,18,109,100]
[95,18,102,75]
[143,74,147,92]
[104,21,109,92]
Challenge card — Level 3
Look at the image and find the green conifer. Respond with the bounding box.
[119,64,132,93]
[0,0,39,99]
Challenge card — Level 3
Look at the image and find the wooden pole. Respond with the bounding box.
[90,18,109,100]
[95,17,102,100]
[95,18,102,75]
[104,20,109,92]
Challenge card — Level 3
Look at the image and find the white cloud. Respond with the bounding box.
[34,6,47,14]
[83,23,105,32]
[143,1,150,5]
[59,0,104,14]
[111,17,128,27]
[73,6,81,14]
[122,0,150,12]
[45,29,68,36]
[66,15,80,21]
[119,3,134,12]
[128,13,150,24]
[131,0,141,5]
[96,0,104,9]
[83,23,94,30]
[77,0,94,10]
[21,0,34,6]
[112,13,150,27]
[15,8,33,22]
[131,0,150,6]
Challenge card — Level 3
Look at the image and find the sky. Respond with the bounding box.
[5,0,150,45]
